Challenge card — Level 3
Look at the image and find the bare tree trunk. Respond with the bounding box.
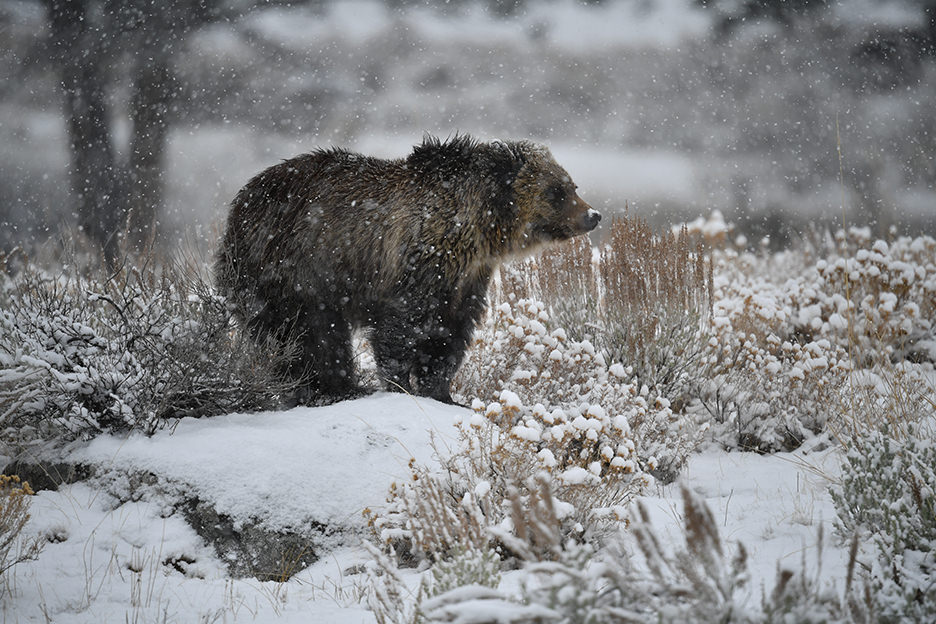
[48,0,124,264]
[46,0,225,262]
[127,55,174,253]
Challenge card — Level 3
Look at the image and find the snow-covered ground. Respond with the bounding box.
[3,394,845,623]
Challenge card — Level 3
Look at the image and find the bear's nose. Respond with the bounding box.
[584,209,601,230]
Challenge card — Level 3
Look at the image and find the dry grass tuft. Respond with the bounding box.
[0,475,43,581]
[498,213,712,404]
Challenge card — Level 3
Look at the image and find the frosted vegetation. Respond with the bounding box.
[2,211,935,621]
[1,0,935,621]
[367,215,936,622]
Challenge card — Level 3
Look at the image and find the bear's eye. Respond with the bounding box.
[546,183,567,207]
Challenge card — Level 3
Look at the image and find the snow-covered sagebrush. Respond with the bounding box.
[690,229,936,451]
[0,259,294,451]
[456,296,703,485]
[832,420,936,622]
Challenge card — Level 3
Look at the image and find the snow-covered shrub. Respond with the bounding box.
[369,413,649,570]
[805,230,936,363]
[0,258,296,449]
[455,297,703,483]
[596,216,712,399]
[831,419,936,623]
[365,474,564,624]
[377,481,869,623]
[512,235,599,350]
[707,229,936,367]
[498,214,713,406]
[688,245,838,451]
[456,214,712,461]
[365,542,425,624]
[613,484,755,622]
[687,228,936,451]
[696,296,851,451]
[367,465,879,623]
[0,475,43,579]
[382,484,758,623]
[424,546,501,600]
[368,454,494,567]
[760,527,869,624]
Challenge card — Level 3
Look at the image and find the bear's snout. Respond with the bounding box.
[572,194,600,232]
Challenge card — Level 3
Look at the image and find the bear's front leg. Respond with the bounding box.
[372,304,460,402]
[296,307,361,405]
[411,272,491,404]
[411,314,473,405]
[412,350,460,404]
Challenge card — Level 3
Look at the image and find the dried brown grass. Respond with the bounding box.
[499,213,712,400]
[0,475,43,580]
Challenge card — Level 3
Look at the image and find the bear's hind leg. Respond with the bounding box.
[296,307,362,404]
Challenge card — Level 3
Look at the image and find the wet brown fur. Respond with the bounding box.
[215,134,599,404]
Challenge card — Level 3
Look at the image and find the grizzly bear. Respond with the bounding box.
[216,134,600,405]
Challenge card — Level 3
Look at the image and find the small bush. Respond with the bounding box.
[614,484,754,622]
[808,231,936,363]
[370,482,869,623]
[455,297,703,484]
[718,229,936,369]
[371,483,758,623]
[596,216,712,395]
[761,526,870,624]
[0,254,298,450]
[368,453,494,568]
[499,214,713,405]
[425,546,501,598]
[686,228,936,452]
[456,214,709,464]
[695,318,851,451]
[369,413,648,570]
[365,541,426,624]
[831,419,936,623]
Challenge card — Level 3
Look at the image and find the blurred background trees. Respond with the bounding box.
[43,0,231,261]
[1,0,935,262]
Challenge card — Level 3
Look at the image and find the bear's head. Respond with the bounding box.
[511,143,601,251]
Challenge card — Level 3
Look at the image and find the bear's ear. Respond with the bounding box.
[487,141,528,188]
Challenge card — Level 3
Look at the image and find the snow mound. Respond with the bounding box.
[70,393,464,532]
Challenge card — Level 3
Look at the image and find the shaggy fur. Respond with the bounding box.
[216,134,600,404]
